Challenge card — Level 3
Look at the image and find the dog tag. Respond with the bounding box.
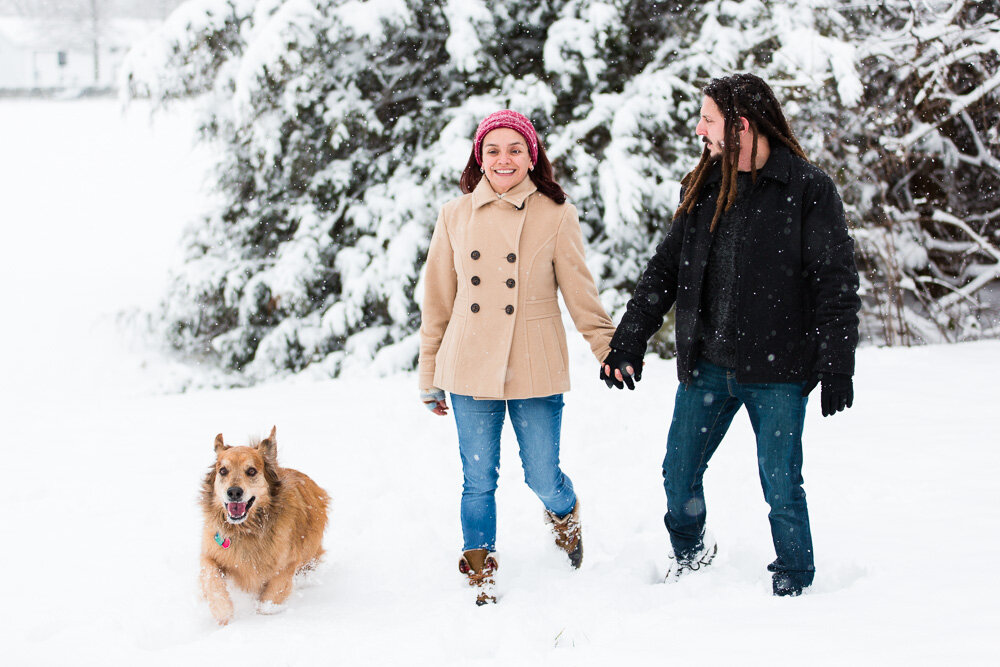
[215,532,231,549]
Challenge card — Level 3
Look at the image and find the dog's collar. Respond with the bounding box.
[214,532,231,549]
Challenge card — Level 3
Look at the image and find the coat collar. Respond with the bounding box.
[703,142,793,186]
[472,174,538,210]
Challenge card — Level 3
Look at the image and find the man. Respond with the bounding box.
[601,73,860,596]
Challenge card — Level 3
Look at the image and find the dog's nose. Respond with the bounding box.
[227,486,243,501]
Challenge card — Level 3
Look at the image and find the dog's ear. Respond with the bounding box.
[214,433,229,456]
[257,426,278,464]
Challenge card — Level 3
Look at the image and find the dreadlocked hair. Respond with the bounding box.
[674,73,810,231]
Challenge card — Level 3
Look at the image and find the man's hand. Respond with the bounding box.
[803,372,853,417]
[601,348,644,390]
[420,388,449,416]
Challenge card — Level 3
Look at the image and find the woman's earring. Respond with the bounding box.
[480,167,484,174]
[529,164,534,171]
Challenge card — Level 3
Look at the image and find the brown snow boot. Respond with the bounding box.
[458,549,497,606]
[545,501,583,569]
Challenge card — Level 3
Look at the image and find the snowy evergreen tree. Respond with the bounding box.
[843,0,1000,344]
[125,0,999,382]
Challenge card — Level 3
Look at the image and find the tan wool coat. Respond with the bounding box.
[419,176,615,399]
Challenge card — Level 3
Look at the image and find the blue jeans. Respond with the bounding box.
[664,359,814,587]
[451,393,576,552]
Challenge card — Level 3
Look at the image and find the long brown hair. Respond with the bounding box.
[460,140,566,205]
[675,73,809,231]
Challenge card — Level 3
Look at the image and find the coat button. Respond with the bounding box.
[505,305,514,315]
[506,253,516,263]
[471,276,480,286]
[471,250,480,260]
[471,303,480,313]
[506,278,515,288]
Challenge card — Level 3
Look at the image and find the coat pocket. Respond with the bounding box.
[436,312,466,388]
[529,314,568,375]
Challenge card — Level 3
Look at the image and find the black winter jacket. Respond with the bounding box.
[610,144,861,385]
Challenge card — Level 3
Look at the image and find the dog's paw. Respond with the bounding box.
[256,600,286,615]
[207,596,234,626]
[294,564,323,589]
[210,606,234,626]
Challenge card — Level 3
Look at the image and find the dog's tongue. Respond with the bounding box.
[228,502,247,516]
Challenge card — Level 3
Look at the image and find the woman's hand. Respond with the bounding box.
[601,348,644,390]
[420,388,449,416]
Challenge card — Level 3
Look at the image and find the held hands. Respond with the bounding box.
[420,388,449,416]
[601,348,644,390]
[802,372,854,417]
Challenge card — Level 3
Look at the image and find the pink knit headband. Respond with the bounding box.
[473,110,539,166]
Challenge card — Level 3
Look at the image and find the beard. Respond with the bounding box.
[703,137,725,161]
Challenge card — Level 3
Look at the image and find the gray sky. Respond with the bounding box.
[0,0,185,19]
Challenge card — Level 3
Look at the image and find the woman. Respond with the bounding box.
[418,109,614,605]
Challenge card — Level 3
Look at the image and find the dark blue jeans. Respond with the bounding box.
[664,359,814,587]
[451,393,576,552]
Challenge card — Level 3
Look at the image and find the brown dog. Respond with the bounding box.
[199,426,329,625]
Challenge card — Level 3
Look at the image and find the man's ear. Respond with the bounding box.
[738,116,751,134]
[214,433,228,456]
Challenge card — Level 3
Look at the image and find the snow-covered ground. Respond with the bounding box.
[1,99,997,666]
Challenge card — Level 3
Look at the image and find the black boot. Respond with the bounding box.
[768,560,810,597]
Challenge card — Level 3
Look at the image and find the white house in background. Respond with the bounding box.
[0,17,155,90]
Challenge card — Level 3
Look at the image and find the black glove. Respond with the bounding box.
[802,372,853,417]
[601,348,643,390]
